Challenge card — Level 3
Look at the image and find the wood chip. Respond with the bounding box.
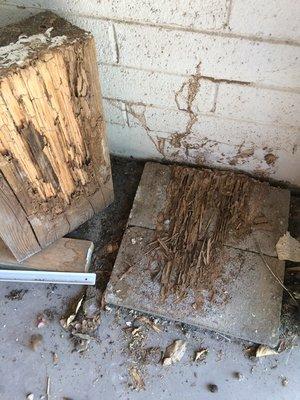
[276,232,300,262]
[163,339,187,366]
[61,296,84,329]
[46,376,50,400]
[129,367,145,391]
[136,316,161,333]
[255,345,278,357]
[194,348,208,362]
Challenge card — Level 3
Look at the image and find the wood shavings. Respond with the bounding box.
[276,232,300,262]
[60,293,100,353]
[255,345,278,357]
[162,339,187,366]
[129,367,145,391]
[60,296,84,329]
[194,348,208,362]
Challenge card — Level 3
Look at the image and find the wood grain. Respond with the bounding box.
[0,237,94,273]
[0,12,113,260]
[0,172,41,261]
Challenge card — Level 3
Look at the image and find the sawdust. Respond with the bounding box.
[155,166,257,305]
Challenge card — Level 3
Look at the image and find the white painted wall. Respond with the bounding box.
[0,0,299,186]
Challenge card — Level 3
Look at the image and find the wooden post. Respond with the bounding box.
[0,12,113,261]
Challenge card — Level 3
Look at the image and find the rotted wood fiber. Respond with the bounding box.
[0,12,113,261]
[156,166,256,304]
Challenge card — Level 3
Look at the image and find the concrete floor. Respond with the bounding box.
[0,157,299,400]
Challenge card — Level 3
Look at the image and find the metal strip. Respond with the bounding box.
[0,269,96,285]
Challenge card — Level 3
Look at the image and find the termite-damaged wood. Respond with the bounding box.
[106,162,290,345]
[0,12,113,261]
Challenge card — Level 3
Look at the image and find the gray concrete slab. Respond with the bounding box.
[0,157,299,400]
[106,226,285,346]
[0,282,299,400]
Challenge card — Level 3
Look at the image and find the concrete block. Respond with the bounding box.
[102,99,127,126]
[107,120,299,186]
[127,103,299,153]
[99,65,216,111]
[115,23,300,88]
[106,123,162,159]
[2,0,228,30]
[191,115,299,152]
[216,83,300,127]
[127,105,190,134]
[229,0,300,42]
[58,15,117,64]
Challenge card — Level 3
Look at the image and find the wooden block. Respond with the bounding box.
[0,12,113,260]
[0,237,94,273]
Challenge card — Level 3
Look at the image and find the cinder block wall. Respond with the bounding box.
[1,1,299,186]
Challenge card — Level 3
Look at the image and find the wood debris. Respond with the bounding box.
[62,296,84,329]
[29,334,43,351]
[129,367,145,391]
[46,376,50,400]
[26,394,34,400]
[255,345,278,357]
[5,289,28,301]
[276,232,300,262]
[162,339,187,366]
[136,316,162,333]
[194,348,208,362]
[157,166,255,303]
[60,293,101,353]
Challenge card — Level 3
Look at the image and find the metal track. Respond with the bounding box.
[0,269,96,285]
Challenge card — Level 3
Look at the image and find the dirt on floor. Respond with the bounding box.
[0,156,299,399]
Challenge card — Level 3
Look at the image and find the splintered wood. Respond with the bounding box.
[158,167,254,303]
[106,162,290,345]
[0,12,113,261]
